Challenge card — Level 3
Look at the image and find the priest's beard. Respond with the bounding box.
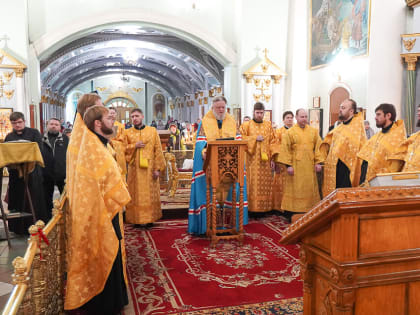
[48,130,59,135]
[212,109,226,121]
[417,119,420,127]
[101,124,114,135]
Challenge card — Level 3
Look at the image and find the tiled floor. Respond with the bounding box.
[0,176,35,311]
[0,236,28,309]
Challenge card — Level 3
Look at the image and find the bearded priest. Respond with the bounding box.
[188,96,248,234]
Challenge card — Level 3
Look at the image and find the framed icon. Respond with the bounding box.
[309,108,323,136]
[0,108,13,140]
[233,108,241,128]
[313,96,321,108]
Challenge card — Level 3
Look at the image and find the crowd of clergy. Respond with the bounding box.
[5,91,420,315]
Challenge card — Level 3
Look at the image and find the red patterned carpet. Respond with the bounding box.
[124,215,303,314]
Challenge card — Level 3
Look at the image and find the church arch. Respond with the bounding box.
[33,8,236,67]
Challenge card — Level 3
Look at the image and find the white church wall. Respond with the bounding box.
[365,0,406,126]
[285,0,309,118]
[298,0,406,137]
[238,0,289,123]
[0,0,29,62]
[0,0,32,122]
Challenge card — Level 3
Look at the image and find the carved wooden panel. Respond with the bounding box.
[359,214,420,257]
[314,274,333,315]
[355,284,405,314]
[217,145,239,180]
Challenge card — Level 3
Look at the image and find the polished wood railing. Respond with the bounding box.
[2,190,67,315]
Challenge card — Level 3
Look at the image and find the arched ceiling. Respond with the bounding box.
[40,25,224,98]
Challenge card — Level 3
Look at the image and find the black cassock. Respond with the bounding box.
[5,127,49,234]
[336,159,352,188]
[81,215,128,315]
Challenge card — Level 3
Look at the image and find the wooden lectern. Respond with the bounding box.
[281,186,420,314]
[203,140,247,247]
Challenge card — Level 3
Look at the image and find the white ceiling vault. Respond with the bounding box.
[40,25,223,98]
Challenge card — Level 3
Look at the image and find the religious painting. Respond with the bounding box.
[263,110,272,122]
[309,108,323,136]
[153,93,166,120]
[0,108,13,141]
[313,96,321,108]
[310,0,371,69]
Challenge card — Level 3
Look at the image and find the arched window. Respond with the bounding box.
[106,97,136,124]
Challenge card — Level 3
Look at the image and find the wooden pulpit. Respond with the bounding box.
[203,140,247,247]
[281,186,420,314]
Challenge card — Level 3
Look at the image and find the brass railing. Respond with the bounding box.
[2,190,67,315]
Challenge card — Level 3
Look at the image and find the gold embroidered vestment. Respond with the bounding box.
[320,113,367,196]
[272,126,288,210]
[240,120,276,212]
[390,131,420,172]
[124,126,165,224]
[65,114,131,310]
[278,124,323,213]
[358,120,406,183]
[111,120,127,175]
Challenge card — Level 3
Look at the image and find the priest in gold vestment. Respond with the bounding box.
[358,104,406,184]
[278,109,323,213]
[188,96,248,234]
[390,105,420,172]
[272,111,294,212]
[124,108,165,226]
[109,106,127,175]
[240,102,276,212]
[320,99,367,197]
[65,99,130,314]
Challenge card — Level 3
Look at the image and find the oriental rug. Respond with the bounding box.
[124,215,303,314]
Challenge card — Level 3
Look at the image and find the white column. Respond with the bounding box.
[223,65,240,106]
[244,76,254,118]
[272,76,283,125]
[15,69,25,113]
